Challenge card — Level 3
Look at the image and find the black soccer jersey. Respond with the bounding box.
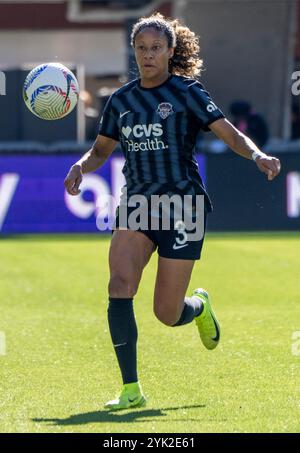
[99,74,224,212]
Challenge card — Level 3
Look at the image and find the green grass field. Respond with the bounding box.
[0,233,299,433]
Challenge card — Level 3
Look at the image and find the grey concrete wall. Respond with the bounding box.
[177,0,296,138]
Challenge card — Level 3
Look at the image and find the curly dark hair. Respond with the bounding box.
[130,12,203,78]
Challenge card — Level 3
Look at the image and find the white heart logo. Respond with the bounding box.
[122,126,132,139]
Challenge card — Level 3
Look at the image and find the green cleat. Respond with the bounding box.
[193,288,221,350]
[104,382,146,411]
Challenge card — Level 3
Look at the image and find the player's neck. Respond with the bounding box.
[140,72,171,89]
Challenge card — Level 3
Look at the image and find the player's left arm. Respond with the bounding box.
[209,117,281,181]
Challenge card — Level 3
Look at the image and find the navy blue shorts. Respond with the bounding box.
[113,205,207,261]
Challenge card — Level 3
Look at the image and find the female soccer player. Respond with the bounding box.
[64,13,281,411]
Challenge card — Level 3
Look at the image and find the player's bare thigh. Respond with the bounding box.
[153,257,195,326]
[109,229,156,298]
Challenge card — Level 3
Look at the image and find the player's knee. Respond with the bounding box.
[108,274,137,298]
[153,304,176,326]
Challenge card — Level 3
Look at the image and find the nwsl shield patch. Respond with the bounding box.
[157,102,174,119]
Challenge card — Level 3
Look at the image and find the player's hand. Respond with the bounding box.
[255,155,281,181]
[64,164,83,195]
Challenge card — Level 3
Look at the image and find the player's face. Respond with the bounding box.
[134,28,174,84]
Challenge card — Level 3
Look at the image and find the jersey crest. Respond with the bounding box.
[157,102,174,119]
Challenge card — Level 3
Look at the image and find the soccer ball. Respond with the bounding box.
[23,62,79,120]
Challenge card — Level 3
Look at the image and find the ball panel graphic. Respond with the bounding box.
[23,63,79,120]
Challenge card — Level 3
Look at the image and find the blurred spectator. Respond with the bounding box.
[291,101,300,140]
[80,90,99,140]
[230,100,269,149]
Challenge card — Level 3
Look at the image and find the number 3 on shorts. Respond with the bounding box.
[174,220,188,246]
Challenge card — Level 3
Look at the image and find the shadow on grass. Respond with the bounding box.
[32,404,206,426]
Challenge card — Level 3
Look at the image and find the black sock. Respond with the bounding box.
[107,297,138,385]
[172,297,204,327]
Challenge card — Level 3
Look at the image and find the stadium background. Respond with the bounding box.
[0,0,299,435]
[0,0,300,233]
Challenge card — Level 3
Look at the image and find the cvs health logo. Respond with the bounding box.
[122,123,163,139]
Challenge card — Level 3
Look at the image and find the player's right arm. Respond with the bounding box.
[64,134,118,196]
